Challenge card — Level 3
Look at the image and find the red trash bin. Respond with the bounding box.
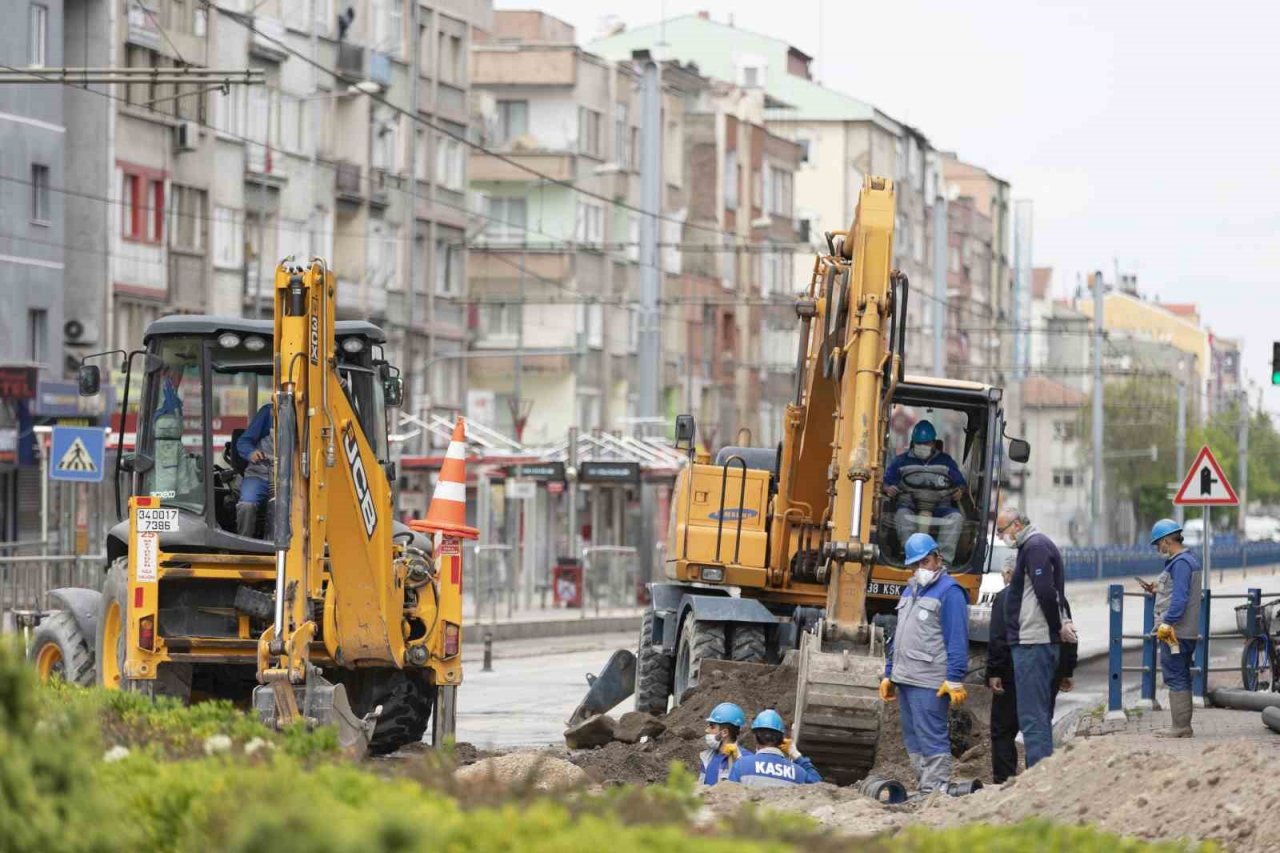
[552,557,583,608]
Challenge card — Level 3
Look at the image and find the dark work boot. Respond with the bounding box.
[1154,690,1194,738]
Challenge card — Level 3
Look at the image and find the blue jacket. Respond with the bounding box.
[883,573,969,683]
[727,748,822,786]
[1004,529,1066,646]
[700,746,752,786]
[883,449,967,488]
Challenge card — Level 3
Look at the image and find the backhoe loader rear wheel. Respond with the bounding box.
[98,558,191,700]
[347,669,437,756]
[730,624,767,664]
[634,608,673,715]
[30,611,95,685]
[673,617,725,705]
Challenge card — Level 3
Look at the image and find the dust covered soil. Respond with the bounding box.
[703,737,1277,852]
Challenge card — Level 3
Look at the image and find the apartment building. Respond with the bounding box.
[61,0,491,422]
[590,12,942,375]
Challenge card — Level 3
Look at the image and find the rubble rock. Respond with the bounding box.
[563,713,617,750]
[614,711,667,744]
[455,751,589,793]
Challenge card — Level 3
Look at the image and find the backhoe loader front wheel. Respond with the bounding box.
[673,617,725,705]
[345,669,436,756]
[635,608,673,715]
[30,611,95,685]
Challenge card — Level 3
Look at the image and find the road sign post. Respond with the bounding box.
[1173,445,1239,593]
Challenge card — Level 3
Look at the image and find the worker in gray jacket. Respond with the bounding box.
[1143,518,1202,738]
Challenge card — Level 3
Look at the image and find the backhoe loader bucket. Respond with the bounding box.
[253,672,380,757]
[566,649,636,727]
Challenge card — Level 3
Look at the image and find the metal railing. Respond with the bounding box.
[466,543,514,624]
[1,553,107,619]
[1107,583,1278,713]
[581,545,639,617]
[1068,541,1280,582]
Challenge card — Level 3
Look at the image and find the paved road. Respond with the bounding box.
[455,632,634,749]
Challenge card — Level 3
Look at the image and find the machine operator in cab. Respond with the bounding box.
[883,420,968,562]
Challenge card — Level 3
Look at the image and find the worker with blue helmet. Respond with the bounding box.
[700,701,752,785]
[1143,518,1202,739]
[727,709,822,786]
[883,420,969,562]
[880,532,971,796]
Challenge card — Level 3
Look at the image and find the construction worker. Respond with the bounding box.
[880,532,970,795]
[997,507,1074,770]
[883,420,968,561]
[700,702,750,785]
[1144,518,1202,738]
[726,710,821,786]
[235,402,274,539]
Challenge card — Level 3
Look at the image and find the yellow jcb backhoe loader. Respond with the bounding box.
[29,259,461,753]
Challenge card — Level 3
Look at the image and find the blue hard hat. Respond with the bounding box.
[1150,518,1182,545]
[911,420,937,445]
[751,709,786,734]
[904,532,939,566]
[706,702,746,728]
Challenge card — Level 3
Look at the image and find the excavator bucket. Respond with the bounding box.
[566,649,636,727]
[792,630,885,785]
[253,672,380,757]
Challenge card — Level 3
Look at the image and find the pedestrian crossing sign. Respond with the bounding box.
[1173,445,1238,507]
[49,426,107,483]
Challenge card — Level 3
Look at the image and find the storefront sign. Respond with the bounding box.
[0,366,38,401]
[580,461,641,485]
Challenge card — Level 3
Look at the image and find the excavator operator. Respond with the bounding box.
[883,420,968,562]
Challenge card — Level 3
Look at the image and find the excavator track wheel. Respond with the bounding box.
[634,608,673,715]
[673,617,725,705]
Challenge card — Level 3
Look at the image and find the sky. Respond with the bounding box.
[495,0,1280,413]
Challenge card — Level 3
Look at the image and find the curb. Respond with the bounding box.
[469,614,642,643]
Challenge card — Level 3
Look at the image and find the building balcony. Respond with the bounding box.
[249,17,289,62]
[473,47,577,87]
[335,161,362,204]
[470,151,575,183]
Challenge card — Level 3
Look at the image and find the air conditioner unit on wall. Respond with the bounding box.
[175,121,199,152]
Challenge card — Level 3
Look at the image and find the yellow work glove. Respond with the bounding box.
[720,743,740,761]
[937,681,968,705]
[879,678,896,702]
[1156,623,1179,649]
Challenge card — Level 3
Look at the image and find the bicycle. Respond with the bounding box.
[1237,598,1280,692]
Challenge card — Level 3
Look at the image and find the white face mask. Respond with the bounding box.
[704,733,721,750]
[912,443,933,460]
[915,567,939,587]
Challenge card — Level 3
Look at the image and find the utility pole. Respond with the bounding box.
[567,426,579,560]
[1090,270,1105,546]
[1238,389,1249,537]
[1175,379,1186,527]
[932,195,947,376]
[635,50,662,589]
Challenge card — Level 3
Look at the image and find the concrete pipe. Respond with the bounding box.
[1208,688,1280,712]
[1263,706,1280,735]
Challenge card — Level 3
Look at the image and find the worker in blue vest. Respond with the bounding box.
[880,532,970,796]
[727,710,822,786]
[699,702,751,785]
[1143,518,1203,738]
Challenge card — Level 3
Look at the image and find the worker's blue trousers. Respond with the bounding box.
[1160,639,1197,692]
[897,683,951,757]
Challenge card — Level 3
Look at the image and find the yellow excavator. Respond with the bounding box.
[29,259,461,753]
[634,176,1029,784]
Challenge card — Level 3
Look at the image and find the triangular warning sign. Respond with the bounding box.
[55,437,98,473]
[1173,445,1238,506]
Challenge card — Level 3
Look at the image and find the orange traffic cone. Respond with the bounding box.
[410,418,479,540]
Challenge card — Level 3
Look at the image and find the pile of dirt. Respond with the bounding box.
[918,737,1279,851]
[565,735,703,785]
[455,751,590,793]
[662,660,799,750]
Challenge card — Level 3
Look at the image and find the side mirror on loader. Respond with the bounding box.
[674,414,696,452]
[1008,438,1031,464]
[383,375,404,407]
[78,364,101,396]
